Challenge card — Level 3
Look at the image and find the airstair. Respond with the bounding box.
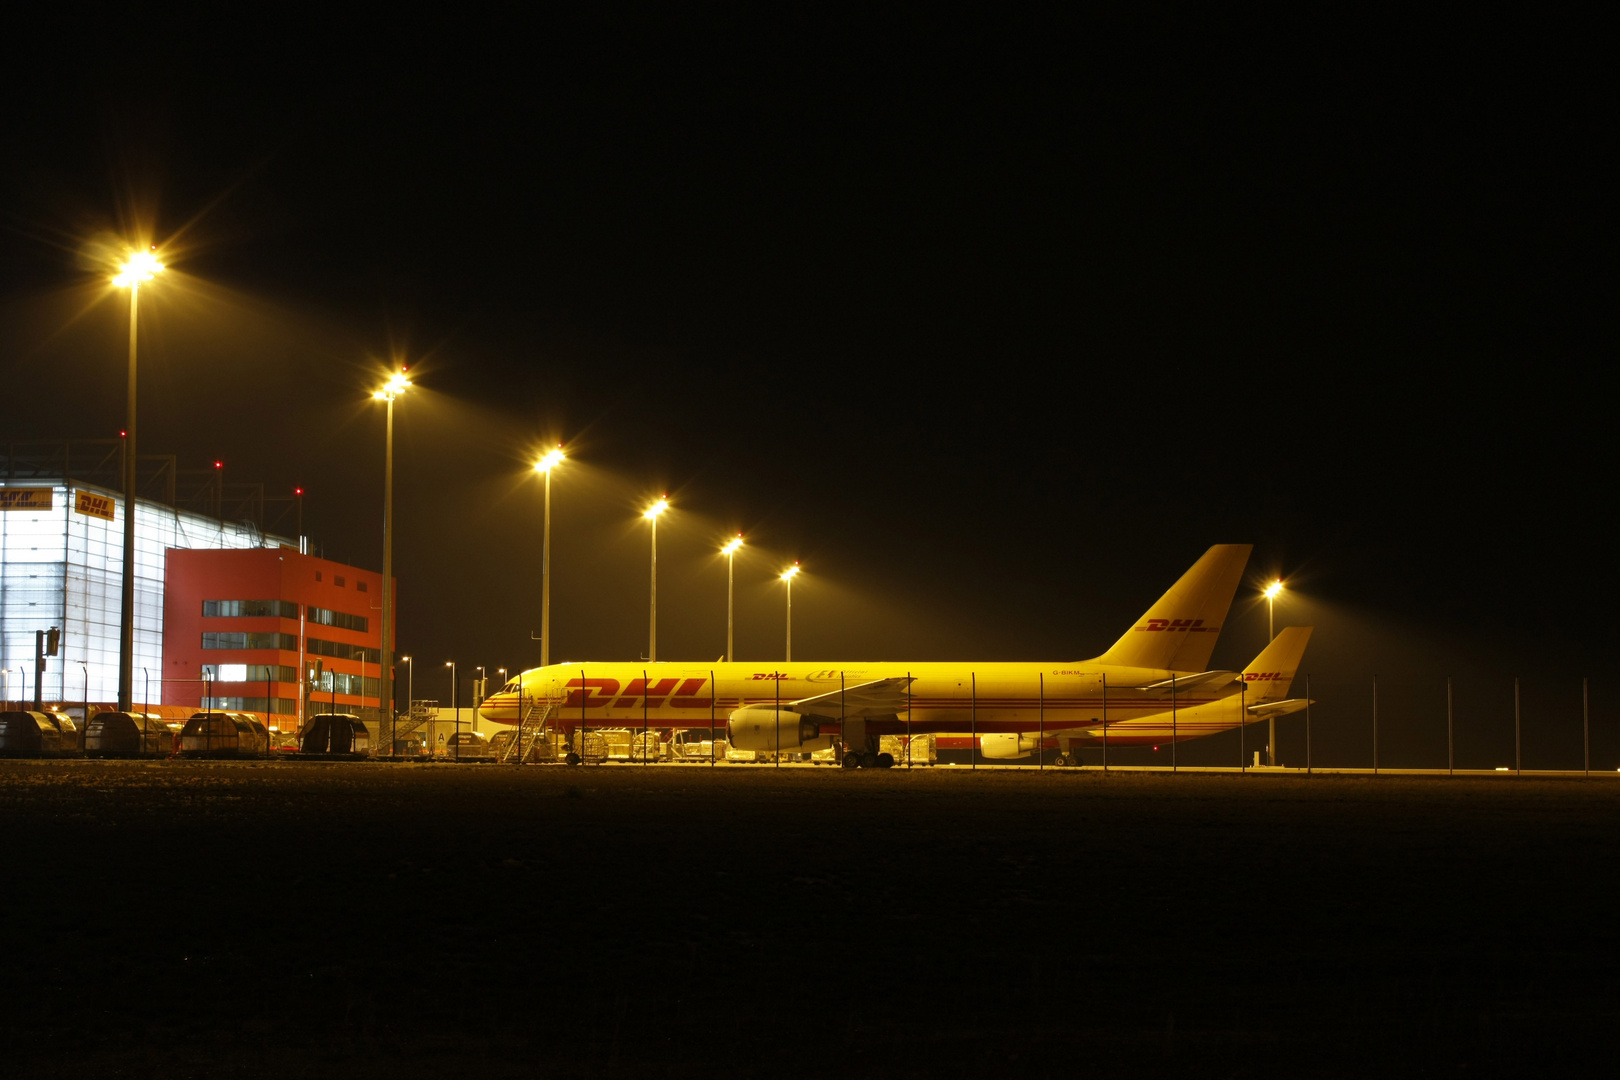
[501,695,565,763]
[388,700,437,755]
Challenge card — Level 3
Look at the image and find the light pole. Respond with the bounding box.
[445,661,457,761]
[371,370,411,756]
[112,249,164,711]
[534,446,565,668]
[780,563,800,662]
[643,498,669,662]
[721,535,743,662]
[1263,579,1283,765]
[401,655,412,716]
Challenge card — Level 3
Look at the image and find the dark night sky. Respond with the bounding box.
[2,10,1612,753]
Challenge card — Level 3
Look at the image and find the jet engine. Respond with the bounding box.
[978,733,1045,760]
[727,707,828,752]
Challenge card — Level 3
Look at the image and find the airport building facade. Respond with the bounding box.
[1,441,391,731]
[164,548,392,730]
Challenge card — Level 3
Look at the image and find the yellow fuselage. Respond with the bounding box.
[478,661,1259,745]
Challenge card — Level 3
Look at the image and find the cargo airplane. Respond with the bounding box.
[478,544,1313,767]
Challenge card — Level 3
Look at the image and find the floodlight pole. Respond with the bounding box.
[540,462,555,667]
[726,547,736,662]
[117,283,141,711]
[648,513,658,663]
[1267,591,1275,766]
[372,375,409,757]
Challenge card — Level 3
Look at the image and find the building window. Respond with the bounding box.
[201,664,300,683]
[201,631,300,651]
[357,581,368,593]
[199,696,300,715]
[305,672,381,698]
[202,599,299,618]
[334,575,346,587]
[306,606,368,633]
[306,636,382,665]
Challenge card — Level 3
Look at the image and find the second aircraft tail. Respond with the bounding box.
[1241,626,1313,703]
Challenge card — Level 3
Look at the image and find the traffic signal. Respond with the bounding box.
[44,627,59,656]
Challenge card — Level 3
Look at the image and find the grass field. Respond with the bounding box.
[2,760,1616,1078]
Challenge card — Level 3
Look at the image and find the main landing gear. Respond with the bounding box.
[840,750,895,769]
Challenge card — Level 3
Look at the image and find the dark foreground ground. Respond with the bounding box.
[2,761,1616,1079]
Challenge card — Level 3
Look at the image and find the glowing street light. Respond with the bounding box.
[643,498,669,662]
[1264,579,1284,641]
[111,248,165,711]
[371,368,412,755]
[445,660,458,761]
[1262,579,1285,766]
[721,535,743,662]
[533,445,566,668]
[780,562,800,662]
[401,656,413,726]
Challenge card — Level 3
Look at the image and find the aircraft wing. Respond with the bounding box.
[1128,670,1240,695]
[1247,697,1311,718]
[790,677,915,719]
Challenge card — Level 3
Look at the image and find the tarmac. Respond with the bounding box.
[3,759,1616,1078]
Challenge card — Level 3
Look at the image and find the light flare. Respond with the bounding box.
[112,251,165,288]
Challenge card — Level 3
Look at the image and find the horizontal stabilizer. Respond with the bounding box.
[1130,670,1239,695]
[1247,697,1311,719]
[791,677,914,719]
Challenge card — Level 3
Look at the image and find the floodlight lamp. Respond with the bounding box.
[781,563,800,581]
[1264,581,1284,600]
[643,498,669,519]
[535,446,566,472]
[721,536,743,556]
[373,371,412,402]
[112,251,164,288]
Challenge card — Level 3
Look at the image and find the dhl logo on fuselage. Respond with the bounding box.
[1134,619,1215,633]
[563,677,713,709]
[1243,672,1289,681]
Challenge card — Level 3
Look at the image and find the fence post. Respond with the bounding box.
[906,671,912,768]
[1171,675,1177,773]
[970,672,976,771]
[1514,676,1521,775]
[1447,677,1453,776]
[1240,681,1246,773]
[1102,673,1108,774]
[710,669,716,768]
[1038,672,1044,772]
[1583,677,1589,776]
[1305,674,1311,775]
[1372,675,1378,777]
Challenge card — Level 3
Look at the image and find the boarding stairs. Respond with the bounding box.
[388,700,438,755]
[502,696,565,763]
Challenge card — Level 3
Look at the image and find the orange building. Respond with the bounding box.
[162,548,395,733]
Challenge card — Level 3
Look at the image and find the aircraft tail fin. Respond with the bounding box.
[1241,626,1313,703]
[1094,544,1252,672]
